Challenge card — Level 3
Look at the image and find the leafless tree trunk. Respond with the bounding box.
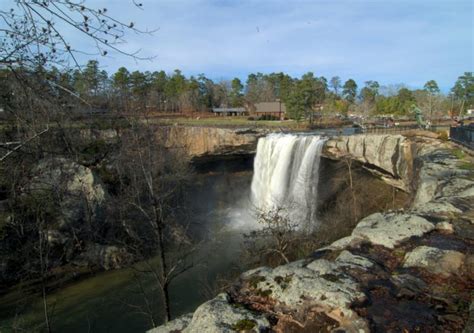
[243,205,303,267]
[114,115,196,325]
[37,209,52,333]
[343,156,358,223]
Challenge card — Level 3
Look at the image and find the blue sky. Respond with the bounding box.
[48,0,474,90]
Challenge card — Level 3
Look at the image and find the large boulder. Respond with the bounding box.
[174,293,269,333]
[403,246,465,277]
[148,314,193,333]
[73,243,132,270]
[326,212,435,250]
[28,157,107,229]
[351,213,435,249]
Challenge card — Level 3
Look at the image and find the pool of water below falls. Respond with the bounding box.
[0,171,253,333]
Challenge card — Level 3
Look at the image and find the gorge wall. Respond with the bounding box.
[150,131,474,333]
[81,126,415,190]
[162,127,415,191]
[157,127,416,193]
[161,126,267,160]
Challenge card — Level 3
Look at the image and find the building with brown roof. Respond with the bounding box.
[253,101,286,120]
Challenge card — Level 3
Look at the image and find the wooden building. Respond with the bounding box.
[253,101,286,119]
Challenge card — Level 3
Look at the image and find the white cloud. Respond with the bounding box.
[22,0,472,88]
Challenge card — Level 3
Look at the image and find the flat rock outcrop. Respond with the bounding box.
[151,135,474,333]
[403,246,465,277]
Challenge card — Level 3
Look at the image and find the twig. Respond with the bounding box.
[0,127,49,162]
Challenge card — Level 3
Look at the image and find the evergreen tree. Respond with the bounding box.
[230,78,244,107]
[286,88,306,122]
[423,80,440,121]
[342,79,358,103]
[451,72,474,113]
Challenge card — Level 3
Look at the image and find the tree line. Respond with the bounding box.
[4,61,471,122]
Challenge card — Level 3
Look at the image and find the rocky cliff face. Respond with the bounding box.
[151,135,474,333]
[162,126,267,159]
[163,129,419,191]
[1,157,130,281]
[163,130,420,194]
[323,134,415,192]
[28,157,107,229]
[79,126,267,162]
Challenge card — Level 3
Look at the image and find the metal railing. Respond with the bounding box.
[362,124,449,135]
[450,126,474,149]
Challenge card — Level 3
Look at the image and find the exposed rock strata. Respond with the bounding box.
[323,134,415,191]
[162,126,267,158]
[151,135,474,333]
[164,130,419,194]
[78,128,421,193]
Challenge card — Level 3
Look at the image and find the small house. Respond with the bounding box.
[253,102,286,120]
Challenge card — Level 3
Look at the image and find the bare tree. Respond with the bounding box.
[342,155,358,223]
[1,0,154,69]
[0,0,155,163]
[243,205,307,267]
[113,117,197,324]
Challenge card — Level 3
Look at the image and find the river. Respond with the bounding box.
[0,168,253,333]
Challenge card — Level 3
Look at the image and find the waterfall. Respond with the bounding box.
[250,133,326,231]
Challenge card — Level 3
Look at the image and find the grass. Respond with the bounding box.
[153,116,305,129]
[1,114,351,132]
[452,148,466,160]
[450,148,474,172]
[0,116,305,132]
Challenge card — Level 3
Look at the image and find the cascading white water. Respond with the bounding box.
[250,133,326,231]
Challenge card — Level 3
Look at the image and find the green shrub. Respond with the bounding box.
[452,148,466,160]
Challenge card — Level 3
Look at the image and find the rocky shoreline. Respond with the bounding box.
[151,134,473,333]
